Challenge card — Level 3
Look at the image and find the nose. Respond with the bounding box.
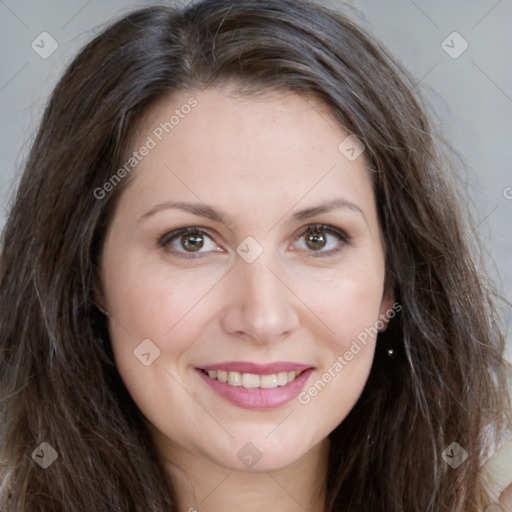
[219,255,300,344]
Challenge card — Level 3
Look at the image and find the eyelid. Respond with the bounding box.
[158,226,216,247]
[295,223,350,243]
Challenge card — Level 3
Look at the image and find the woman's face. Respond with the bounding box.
[99,86,393,472]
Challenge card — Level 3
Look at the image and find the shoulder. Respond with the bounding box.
[481,437,512,511]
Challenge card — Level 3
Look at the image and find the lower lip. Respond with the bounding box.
[196,368,314,410]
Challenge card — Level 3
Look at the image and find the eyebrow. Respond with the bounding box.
[139,197,367,225]
[291,197,367,223]
[139,201,233,225]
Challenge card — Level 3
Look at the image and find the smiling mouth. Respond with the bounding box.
[199,368,306,389]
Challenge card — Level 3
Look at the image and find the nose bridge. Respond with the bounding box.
[241,256,281,304]
[220,251,299,342]
[237,253,285,314]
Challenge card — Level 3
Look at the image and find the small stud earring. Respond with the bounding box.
[387,348,394,358]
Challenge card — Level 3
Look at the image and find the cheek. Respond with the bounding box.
[103,256,226,347]
[101,260,219,431]
[298,250,385,348]
[323,275,382,350]
[293,252,385,417]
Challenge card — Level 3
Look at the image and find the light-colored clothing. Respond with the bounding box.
[481,438,512,507]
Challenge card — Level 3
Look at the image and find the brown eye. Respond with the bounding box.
[181,233,204,252]
[294,224,349,256]
[304,230,327,250]
[158,227,220,256]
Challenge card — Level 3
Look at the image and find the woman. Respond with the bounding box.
[0,1,510,510]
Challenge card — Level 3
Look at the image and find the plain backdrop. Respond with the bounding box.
[0,0,510,357]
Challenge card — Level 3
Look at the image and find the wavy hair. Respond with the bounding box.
[0,1,510,510]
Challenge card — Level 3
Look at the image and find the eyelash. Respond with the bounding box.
[157,224,350,259]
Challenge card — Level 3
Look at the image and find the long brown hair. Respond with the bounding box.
[0,1,510,510]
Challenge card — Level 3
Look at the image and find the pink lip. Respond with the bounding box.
[198,361,313,375]
[196,366,315,410]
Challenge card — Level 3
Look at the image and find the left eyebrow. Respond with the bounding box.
[292,197,368,224]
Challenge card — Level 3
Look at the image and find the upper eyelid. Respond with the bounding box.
[296,223,349,239]
[158,226,215,245]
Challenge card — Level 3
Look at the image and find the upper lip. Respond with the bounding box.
[198,362,314,375]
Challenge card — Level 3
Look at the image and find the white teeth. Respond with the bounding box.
[260,374,278,388]
[228,372,242,386]
[242,373,260,388]
[203,369,304,388]
[276,371,288,386]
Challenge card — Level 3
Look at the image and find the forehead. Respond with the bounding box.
[117,85,375,224]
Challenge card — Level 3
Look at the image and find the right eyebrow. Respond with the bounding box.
[139,200,235,226]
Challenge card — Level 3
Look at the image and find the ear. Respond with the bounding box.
[377,289,398,333]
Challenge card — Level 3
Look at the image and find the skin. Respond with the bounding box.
[97,85,394,512]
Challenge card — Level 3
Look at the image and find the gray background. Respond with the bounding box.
[0,0,510,358]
